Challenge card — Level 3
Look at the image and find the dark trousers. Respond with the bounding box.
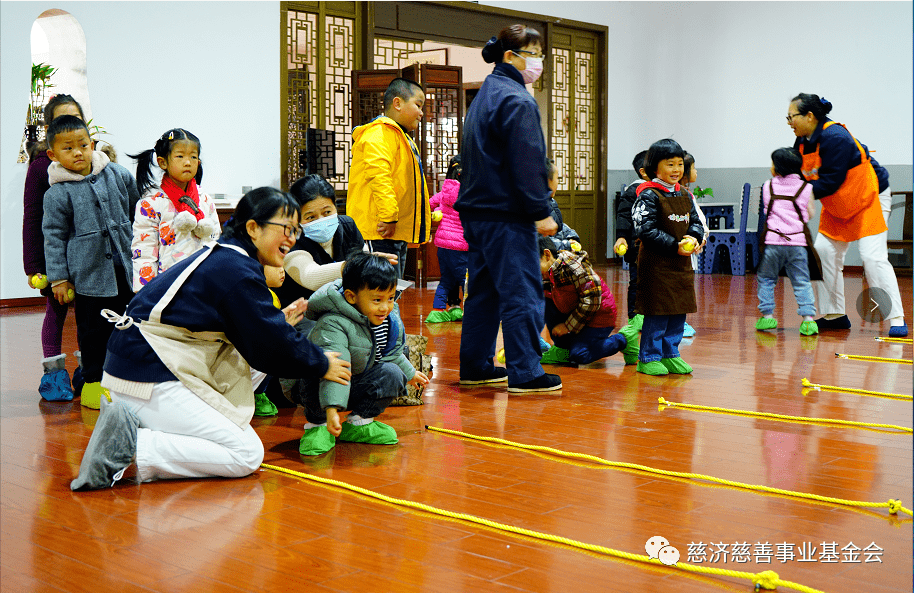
[545,300,621,365]
[433,247,468,309]
[367,239,408,279]
[460,220,545,384]
[303,362,406,424]
[76,269,133,383]
[627,261,639,320]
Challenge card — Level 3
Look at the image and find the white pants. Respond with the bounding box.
[813,229,904,321]
[108,381,264,483]
[879,185,892,224]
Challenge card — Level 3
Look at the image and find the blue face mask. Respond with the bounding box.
[301,214,339,243]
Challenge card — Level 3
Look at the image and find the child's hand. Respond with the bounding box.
[325,407,343,437]
[52,281,75,305]
[376,221,397,239]
[322,352,352,385]
[408,371,430,388]
[613,238,628,256]
[678,237,698,256]
[694,238,707,255]
[282,298,307,326]
[551,323,570,338]
[535,216,558,237]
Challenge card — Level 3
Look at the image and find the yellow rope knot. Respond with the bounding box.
[658,397,668,405]
[753,570,780,590]
[888,499,902,514]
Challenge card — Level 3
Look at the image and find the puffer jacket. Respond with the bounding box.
[429,179,467,251]
[347,115,430,243]
[305,279,415,410]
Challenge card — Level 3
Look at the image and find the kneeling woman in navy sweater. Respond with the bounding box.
[71,187,351,490]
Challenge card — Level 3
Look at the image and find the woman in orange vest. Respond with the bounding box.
[788,93,906,337]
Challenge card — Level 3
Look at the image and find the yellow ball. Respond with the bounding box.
[67,288,76,302]
[496,348,505,364]
[31,273,48,289]
[615,244,627,256]
[570,240,582,252]
[431,211,443,222]
[681,241,695,253]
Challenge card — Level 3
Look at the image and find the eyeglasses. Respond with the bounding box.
[262,221,302,240]
[513,49,545,59]
[786,113,804,123]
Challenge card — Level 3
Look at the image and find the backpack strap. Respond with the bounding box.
[763,180,809,242]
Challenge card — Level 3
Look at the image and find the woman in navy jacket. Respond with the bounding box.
[454,25,561,394]
[71,187,351,491]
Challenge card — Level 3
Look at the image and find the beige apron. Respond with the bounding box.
[102,244,254,427]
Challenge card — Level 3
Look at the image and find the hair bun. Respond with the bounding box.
[819,96,833,114]
[481,36,502,64]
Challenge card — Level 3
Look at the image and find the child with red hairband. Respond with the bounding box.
[128,129,220,292]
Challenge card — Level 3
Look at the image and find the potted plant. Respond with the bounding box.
[26,62,56,146]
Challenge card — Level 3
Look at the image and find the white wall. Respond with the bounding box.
[1,1,279,300]
[480,1,914,169]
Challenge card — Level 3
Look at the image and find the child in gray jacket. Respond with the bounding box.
[42,115,139,410]
[299,253,429,455]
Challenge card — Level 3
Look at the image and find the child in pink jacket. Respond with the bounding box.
[426,156,468,323]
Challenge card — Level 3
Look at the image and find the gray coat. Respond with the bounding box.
[43,151,139,297]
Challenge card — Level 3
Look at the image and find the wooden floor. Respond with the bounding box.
[1,268,911,593]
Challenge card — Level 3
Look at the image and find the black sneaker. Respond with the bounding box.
[814,315,851,330]
[459,367,508,385]
[508,373,562,393]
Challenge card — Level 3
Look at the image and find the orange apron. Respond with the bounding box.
[799,121,886,242]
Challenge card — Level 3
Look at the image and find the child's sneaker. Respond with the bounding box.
[617,325,640,365]
[338,420,398,445]
[628,314,644,332]
[540,346,571,365]
[80,382,109,410]
[888,323,909,338]
[447,307,463,322]
[253,392,278,416]
[425,310,451,323]
[660,357,693,374]
[637,361,669,375]
[755,317,778,331]
[799,320,819,336]
[682,322,696,337]
[39,354,74,402]
[299,425,336,455]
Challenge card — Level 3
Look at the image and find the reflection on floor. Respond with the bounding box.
[1,267,911,592]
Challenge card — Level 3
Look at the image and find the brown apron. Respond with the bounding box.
[799,121,886,242]
[103,244,255,427]
[636,188,697,316]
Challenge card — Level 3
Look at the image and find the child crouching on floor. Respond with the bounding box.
[298,252,429,455]
[538,236,639,366]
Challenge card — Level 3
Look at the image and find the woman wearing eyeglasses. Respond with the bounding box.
[454,25,562,393]
[787,93,906,336]
[70,187,352,491]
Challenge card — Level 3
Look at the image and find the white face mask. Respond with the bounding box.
[513,52,544,85]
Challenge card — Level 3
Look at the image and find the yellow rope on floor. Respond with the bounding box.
[658,397,912,434]
[835,353,912,364]
[425,426,912,518]
[261,462,825,593]
[801,378,913,400]
[875,337,913,344]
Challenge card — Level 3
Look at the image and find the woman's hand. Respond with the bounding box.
[325,407,343,437]
[322,351,352,385]
[407,371,430,388]
[282,298,308,326]
[371,252,398,266]
[535,216,558,237]
[52,281,75,305]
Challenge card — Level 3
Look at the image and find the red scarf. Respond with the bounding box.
[160,176,204,221]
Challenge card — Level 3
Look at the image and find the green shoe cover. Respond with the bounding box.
[425,310,452,323]
[628,314,644,332]
[755,317,778,331]
[660,357,693,374]
[253,392,278,416]
[800,320,819,336]
[637,361,669,375]
[447,307,463,321]
[540,345,572,365]
[338,420,398,445]
[618,325,640,365]
[299,426,336,455]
